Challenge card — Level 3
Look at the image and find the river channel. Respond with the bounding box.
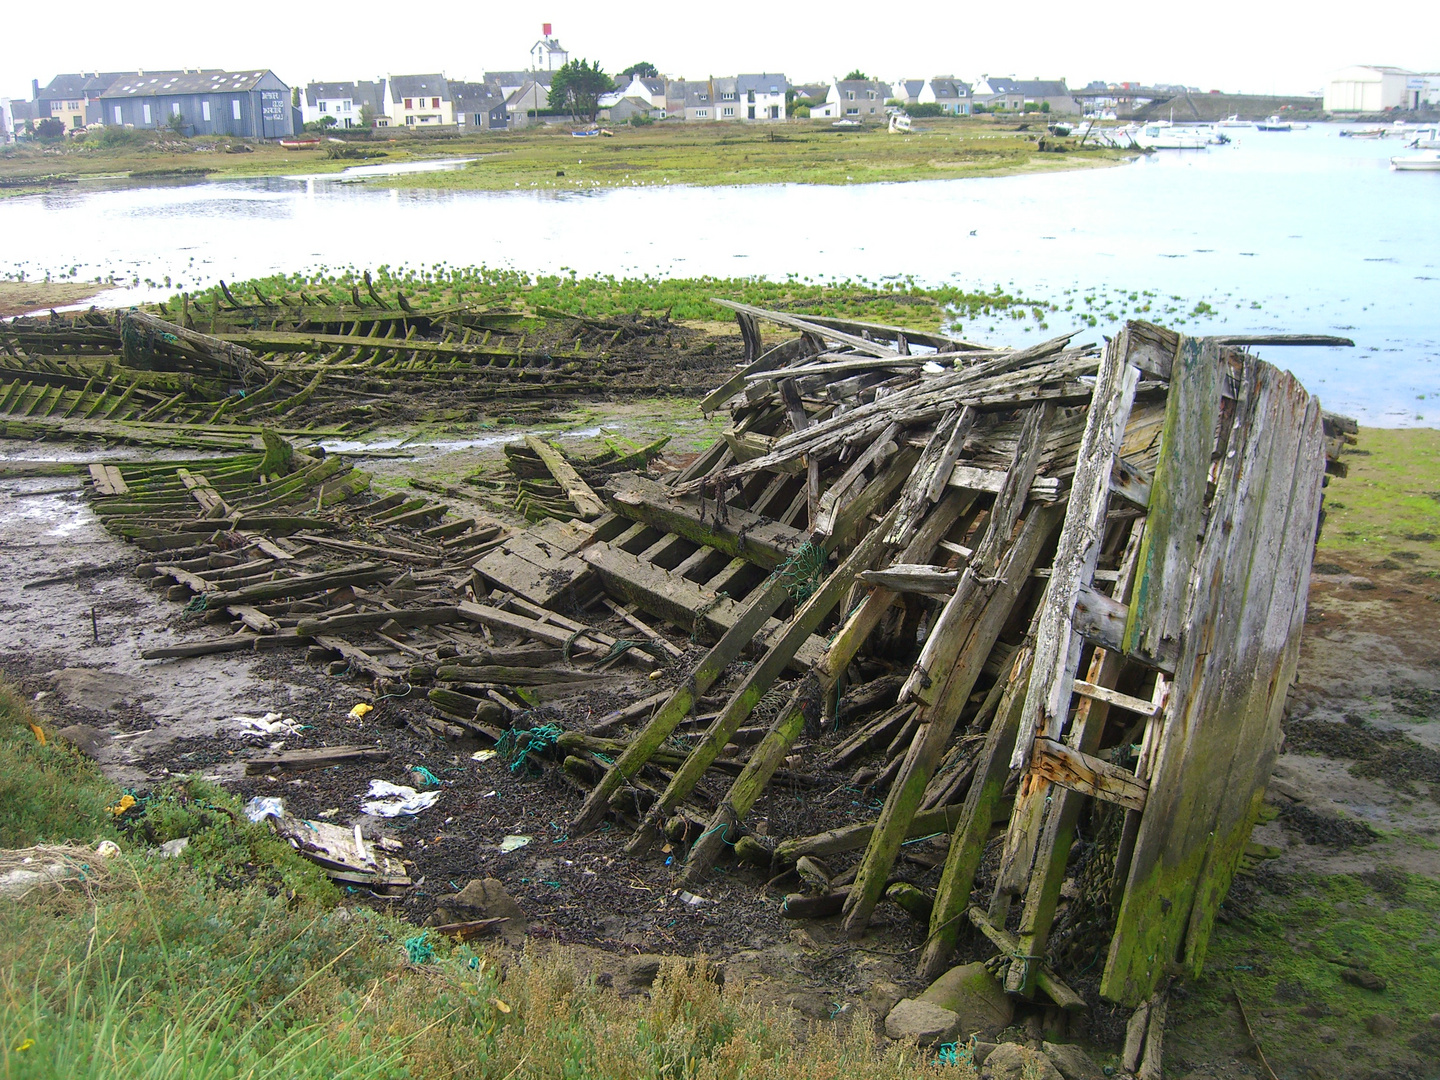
[3,124,1436,426]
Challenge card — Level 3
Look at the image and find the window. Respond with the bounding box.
[747,106,755,120]
[114,105,123,124]
[695,108,708,117]
[232,99,241,119]
[404,98,413,109]
[747,90,754,103]
[846,106,858,115]
[867,90,876,99]
[342,100,351,111]
[722,106,734,117]
[846,91,855,100]
[319,100,327,112]
[143,103,152,124]
[202,100,211,121]
[431,97,439,108]
[171,101,181,116]
[721,91,735,101]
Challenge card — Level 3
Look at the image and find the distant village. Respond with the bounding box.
[2,23,1437,143]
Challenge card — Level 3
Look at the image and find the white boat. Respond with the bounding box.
[1216,114,1251,128]
[1132,122,1209,149]
[888,112,912,134]
[1256,115,1291,132]
[1390,149,1440,171]
[1407,126,1440,149]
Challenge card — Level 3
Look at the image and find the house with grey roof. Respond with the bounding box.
[972,76,1077,114]
[737,73,788,120]
[530,33,569,72]
[302,80,386,128]
[615,74,667,111]
[919,77,971,114]
[499,72,554,127]
[386,75,452,126]
[38,71,181,131]
[100,69,295,138]
[822,79,888,121]
[451,81,509,131]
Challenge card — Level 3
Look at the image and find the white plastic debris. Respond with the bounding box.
[498,835,531,853]
[95,840,121,859]
[359,780,440,818]
[471,749,498,763]
[922,361,946,374]
[243,795,286,822]
[158,837,190,858]
[232,713,303,739]
[677,890,709,907]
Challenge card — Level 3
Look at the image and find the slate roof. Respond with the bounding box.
[896,79,924,99]
[983,77,1070,98]
[40,72,137,100]
[450,81,507,112]
[103,70,279,97]
[487,70,551,91]
[305,80,386,109]
[835,79,888,98]
[929,78,970,99]
[737,73,788,95]
[389,74,450,101]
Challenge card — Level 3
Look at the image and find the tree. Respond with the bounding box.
[360,103,377,128]
[621,62,658,79]
[844,69,868,81]
[35,117,65,139]
[548,59,616,123]
[291,86,300,107]
[167,111,187,136]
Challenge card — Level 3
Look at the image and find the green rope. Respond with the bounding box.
[769,540,828,603]
[690,591,730,641]
[591,638,669,670]
[403,932,434,964]
[496,723,564,773]
[409,765,442,787]
[183,593,208,612]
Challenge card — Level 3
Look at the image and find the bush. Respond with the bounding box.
[35,118,65,140]
[907,103,946,118]
[85,125,149,149]
[793,105,811,118]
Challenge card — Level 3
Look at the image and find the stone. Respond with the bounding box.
[982,1041,1063,1080]
[1340,967,1386,992]
[919,962,1015,1040]
[1042,1041,1106,1080]
[426,878,527,945]
[1366,1014,1398,1036]
[885,998,962,1046]
[863,980,906,1020]
[55,723,107,759]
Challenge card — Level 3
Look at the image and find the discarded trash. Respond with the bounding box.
[317,807,340,819]
[105,794,136,816]
[491,997,512,1014]
[244,795,286,822]
[409,764,443,787]
[403,932,434,964]
[158,837,190,858]
[677,890,709,907]
[360,780,440,817]
[471,749,498,763]
[232,712,304,738]
[95,840,120,859]
[498,835,531,853]
[348,703,374,721]
[0,842,121,898]
[28,723,46,746]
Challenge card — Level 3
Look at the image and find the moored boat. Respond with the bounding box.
[1390,149,1440,171]
[1256,115,1291,132]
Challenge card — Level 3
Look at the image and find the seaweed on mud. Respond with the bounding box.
[1277,801,1379,847]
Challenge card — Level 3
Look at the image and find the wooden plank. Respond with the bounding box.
[524,435,606,520]
[246,745,389,774]
[1101,358,1323,1006]
[473,535,596,610]
[295,606,463,637]
[1010,331,1142,771]
[947,464,1062,502]
[103,465,129,495]
[1030,738,1148,811]
[966,907,1087,1012]
[1123,337,1222,664]
[1072,679,1162,718]
[88,463,114,496]
[608,474,803,570]
[856,564,960,595]
[774,803,967,864]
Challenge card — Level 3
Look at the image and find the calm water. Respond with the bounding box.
[3,125,1437,426]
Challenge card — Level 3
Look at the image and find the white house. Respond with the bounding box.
[736,74,788,120]
[615,74,667,111]
[530,27,569,72]
[1323,66,1418,112]
[302,80,385,128]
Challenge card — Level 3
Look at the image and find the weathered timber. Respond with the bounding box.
[524,435,606,520]
[245,745,389,774]
[607,474,804,569]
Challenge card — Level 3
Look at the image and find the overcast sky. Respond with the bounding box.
[3,1,1433,101]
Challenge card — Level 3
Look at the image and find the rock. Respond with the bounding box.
[1340,967,1386,992]
[1316,1026,1338,1044]
[55,723,107,759]
[1366,1014,1398,1036]
[885,998,962,1045]
[863,980,905,1019]
[1429,1012,1440,1027]
[1042,1041,1105,1080]
[919,962,1015,1040]
[158,837,190,858]
[982,1041,1063,1080]
[426,878,526,945]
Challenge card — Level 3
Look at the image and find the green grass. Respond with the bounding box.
[1318,428,1440,570]
[0,117,1127,191]
[166,265,1049,334]
[0,684,969,1079]
[1170,871,1440,1079]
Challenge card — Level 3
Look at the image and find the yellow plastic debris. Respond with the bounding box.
[347,703,374,721]
[490,998,511,1014]
[13,1038,34,1052]
[29,723,46,746]
[105,794,136,816]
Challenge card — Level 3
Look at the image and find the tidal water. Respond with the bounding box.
[3,125,1436,426]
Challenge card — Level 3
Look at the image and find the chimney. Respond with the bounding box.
[32,78,40,101]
